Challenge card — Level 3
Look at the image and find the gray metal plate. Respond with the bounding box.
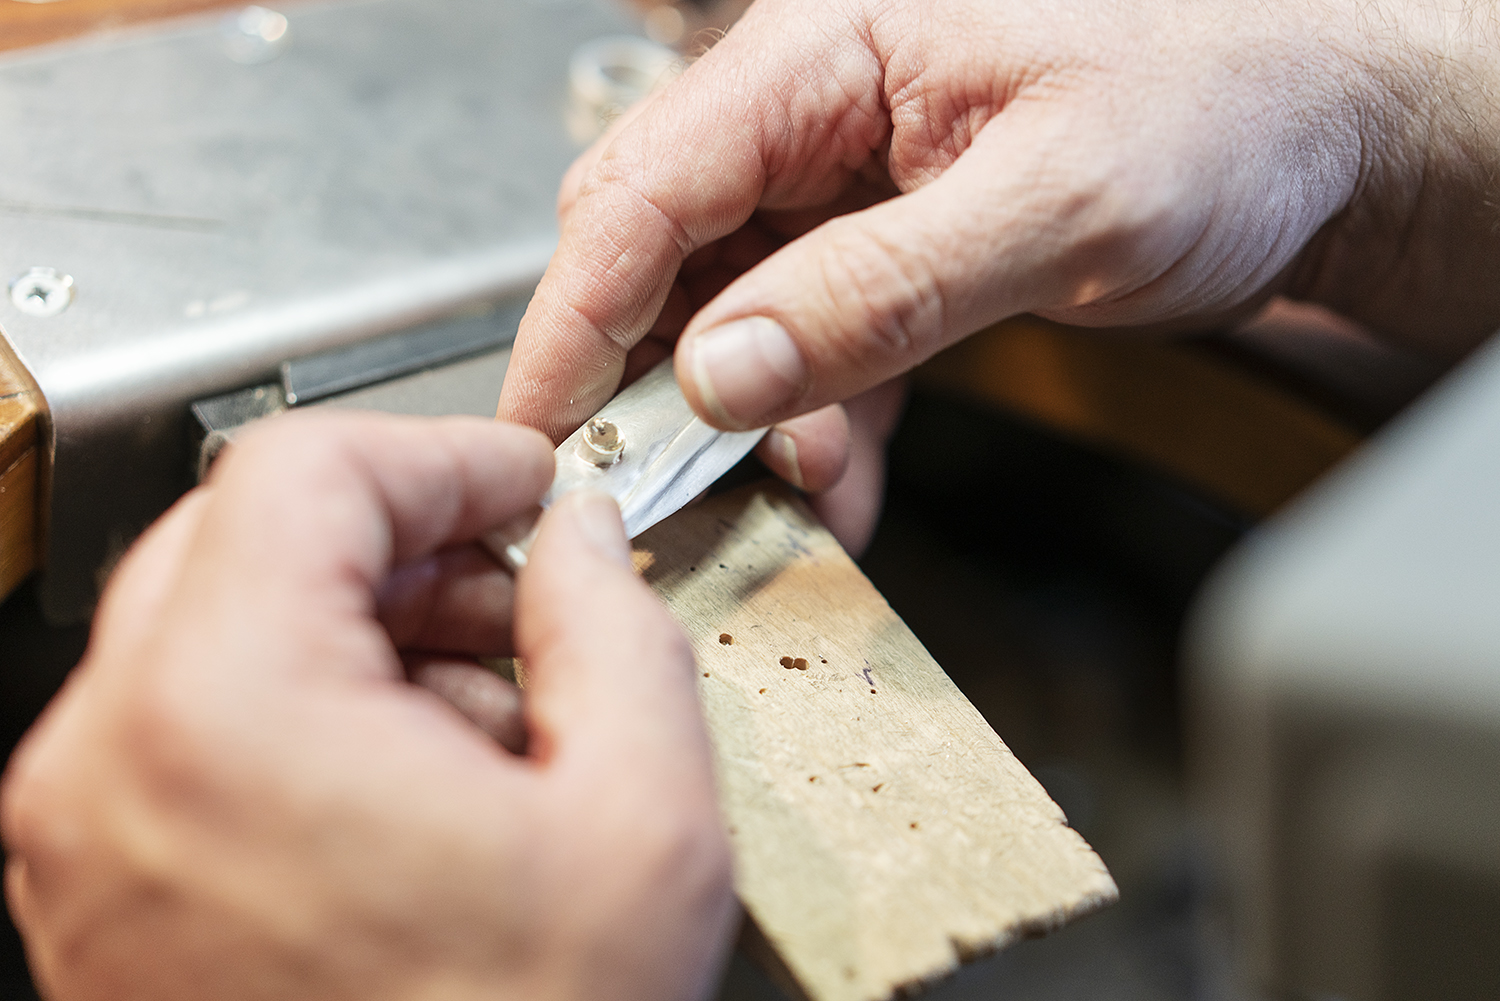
[0,0,631,619]
[1190,331,1500,720]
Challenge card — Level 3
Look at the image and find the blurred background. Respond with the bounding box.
[3,2,1497,1000]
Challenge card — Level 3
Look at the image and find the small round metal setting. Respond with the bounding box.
[577,418,625,467]
[8,267,74,318]
[567,35,679,141]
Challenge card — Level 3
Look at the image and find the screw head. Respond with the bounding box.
[577,418,625,466]
[8,267,74,318]
[222,6,289,65]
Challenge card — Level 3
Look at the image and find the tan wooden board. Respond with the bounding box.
[635,484,1117,1001]
[0,344,41,602]
[0,447,38,602]
[0,0,240,54]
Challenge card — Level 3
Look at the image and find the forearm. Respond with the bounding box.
[1291,0,1500,356]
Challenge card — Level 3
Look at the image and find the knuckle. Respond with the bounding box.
[813,222,947,369]
[1033,151,1190,308]
[561,169,694,355]
[1,702,107,876]
[113,667,226,805]
[1,746,58,862]
[584,153,695,260]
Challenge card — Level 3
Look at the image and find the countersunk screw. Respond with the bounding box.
[222,6,289,65]
[8,267,74,318]
[577,418,625,466]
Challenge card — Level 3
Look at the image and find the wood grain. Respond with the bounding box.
[0,0,240,54]
[917,317,1363,518]
[0,345,41,602]
[637,484,1118,1001]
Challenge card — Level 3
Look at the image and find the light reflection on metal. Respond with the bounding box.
[484,358,767,571]
[222,6,289,65]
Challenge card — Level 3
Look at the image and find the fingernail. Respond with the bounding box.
[560,490,631,569]
[688,317,806,429]
[766,429,804,490]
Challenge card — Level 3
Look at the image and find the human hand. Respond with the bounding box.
[1,412,736,1001]
[501,0,1500,545]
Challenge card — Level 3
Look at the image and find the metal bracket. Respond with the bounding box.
[0,0,632,620]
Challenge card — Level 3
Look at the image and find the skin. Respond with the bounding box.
[0,412,737,1001]
[499,0,1500,552]
[10,2,1500,995]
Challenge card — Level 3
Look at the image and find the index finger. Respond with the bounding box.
[170,412,554,679]
[497,0,887,441]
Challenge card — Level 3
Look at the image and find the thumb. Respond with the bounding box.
[514,492,713,779]
[672,113,1108,430]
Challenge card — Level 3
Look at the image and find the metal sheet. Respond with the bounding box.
[546,358,766,538]
[0,0,631,619]
[481,358,766,571]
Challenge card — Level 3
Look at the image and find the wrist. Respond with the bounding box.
[1292,1,1500,354]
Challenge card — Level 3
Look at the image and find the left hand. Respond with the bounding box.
[503,38,909,556]
[499,0,1500,554]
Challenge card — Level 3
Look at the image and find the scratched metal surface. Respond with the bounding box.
[0,0,629,619]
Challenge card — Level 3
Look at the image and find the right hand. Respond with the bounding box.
[501,0,1500,537]
[3,412,737,1001]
